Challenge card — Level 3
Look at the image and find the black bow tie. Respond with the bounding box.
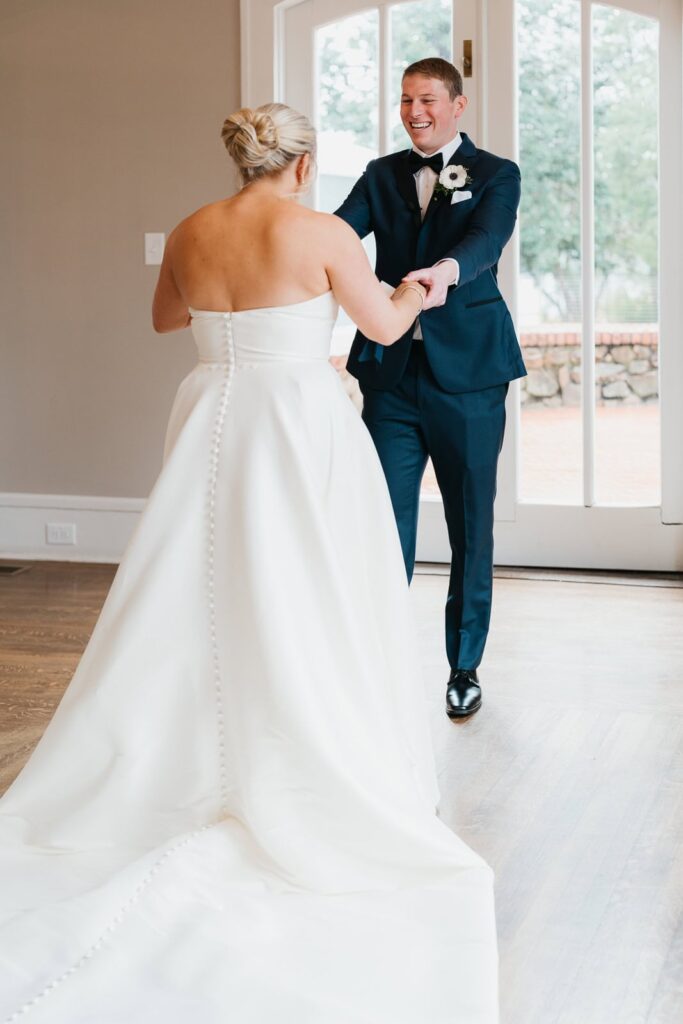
[408,151,444,175]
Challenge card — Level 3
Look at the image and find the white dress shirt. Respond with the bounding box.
[411,132,461,339]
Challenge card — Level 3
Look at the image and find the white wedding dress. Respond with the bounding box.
[0,292,498,1023]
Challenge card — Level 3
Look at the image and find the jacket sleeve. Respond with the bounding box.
[440,160,521,287]
[334,162,375,240]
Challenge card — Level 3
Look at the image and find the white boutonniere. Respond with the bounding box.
[433,165,472,204]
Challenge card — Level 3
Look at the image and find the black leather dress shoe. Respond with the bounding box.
[446,669,482,719]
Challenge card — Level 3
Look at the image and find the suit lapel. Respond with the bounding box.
[390,134,479,256]
[421,132,478,230]
[392,152,422,231]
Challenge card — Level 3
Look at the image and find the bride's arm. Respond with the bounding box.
[152,230,191,333]
[324,218,425,346]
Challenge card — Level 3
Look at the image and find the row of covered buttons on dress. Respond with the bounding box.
[205,313,235,819]
[3,825,212,1020]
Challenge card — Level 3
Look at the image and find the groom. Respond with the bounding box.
[335,57,526,719]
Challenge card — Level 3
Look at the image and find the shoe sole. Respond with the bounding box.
[446,699,482,720]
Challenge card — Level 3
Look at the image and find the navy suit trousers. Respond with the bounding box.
[360,343,507,671]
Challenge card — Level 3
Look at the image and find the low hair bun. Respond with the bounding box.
[251,110,280,153]
[221,109,280,170]
[220,103,316,185]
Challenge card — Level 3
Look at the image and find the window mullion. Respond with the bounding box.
[580,0,596,507]
[379,4,391,156]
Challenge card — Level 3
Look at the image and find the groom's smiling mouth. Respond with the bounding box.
[410,121,431,131]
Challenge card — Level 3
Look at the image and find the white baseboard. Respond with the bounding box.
[0,493,145,563]
[3,493,683,571]
[418,499,683,572]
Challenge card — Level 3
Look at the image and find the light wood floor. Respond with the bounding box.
[1,560,682,1023]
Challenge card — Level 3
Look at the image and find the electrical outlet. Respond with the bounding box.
[46,522,77,545]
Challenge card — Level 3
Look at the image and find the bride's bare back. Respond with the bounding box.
[170,192,332,313]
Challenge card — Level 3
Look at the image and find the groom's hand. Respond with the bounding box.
[402,262,455,310]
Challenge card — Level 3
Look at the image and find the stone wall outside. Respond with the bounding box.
[520,327,659,408]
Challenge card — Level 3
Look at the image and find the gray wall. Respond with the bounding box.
[0,0,241,497]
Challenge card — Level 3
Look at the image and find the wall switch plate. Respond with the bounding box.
[46,522,77,545]
[144,232,165,265]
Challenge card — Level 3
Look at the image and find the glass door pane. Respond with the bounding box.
[315,10,380,212]
[389,0,453,150]
[315,9,380,355]
[592,4,660,506]
[517,0,661,509]
[517,0,583,505]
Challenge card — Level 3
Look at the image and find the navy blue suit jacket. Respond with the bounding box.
[334,133,527,394]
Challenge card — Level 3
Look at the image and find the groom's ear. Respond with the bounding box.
[454,94,468,119]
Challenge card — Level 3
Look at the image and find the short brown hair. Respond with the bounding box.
[402,57,463,100]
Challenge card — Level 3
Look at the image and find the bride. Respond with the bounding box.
[0,103,498,1023]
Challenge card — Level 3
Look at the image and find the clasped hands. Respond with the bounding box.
[400,262,454,311]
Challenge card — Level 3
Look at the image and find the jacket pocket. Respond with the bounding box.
[464,296,503,309]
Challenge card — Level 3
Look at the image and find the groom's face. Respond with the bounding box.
[400,75,466,154]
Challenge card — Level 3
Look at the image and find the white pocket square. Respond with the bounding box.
[451,190,472,205]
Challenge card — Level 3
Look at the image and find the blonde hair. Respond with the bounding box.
[221,103,317,184]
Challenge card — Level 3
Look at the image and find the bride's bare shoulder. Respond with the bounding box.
[273,205,351,241]
[299,209,365,253]
[171,199,233,235]
[295,206,343,227]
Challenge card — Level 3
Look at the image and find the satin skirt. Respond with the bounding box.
[0,304,498,1022]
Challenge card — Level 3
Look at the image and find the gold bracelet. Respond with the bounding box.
[395,283,425,312]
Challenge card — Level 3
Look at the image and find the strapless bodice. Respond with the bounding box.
[189,291,339,367]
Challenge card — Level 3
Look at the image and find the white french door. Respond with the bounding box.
[241,0,683,569]
[487,0,683,570]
